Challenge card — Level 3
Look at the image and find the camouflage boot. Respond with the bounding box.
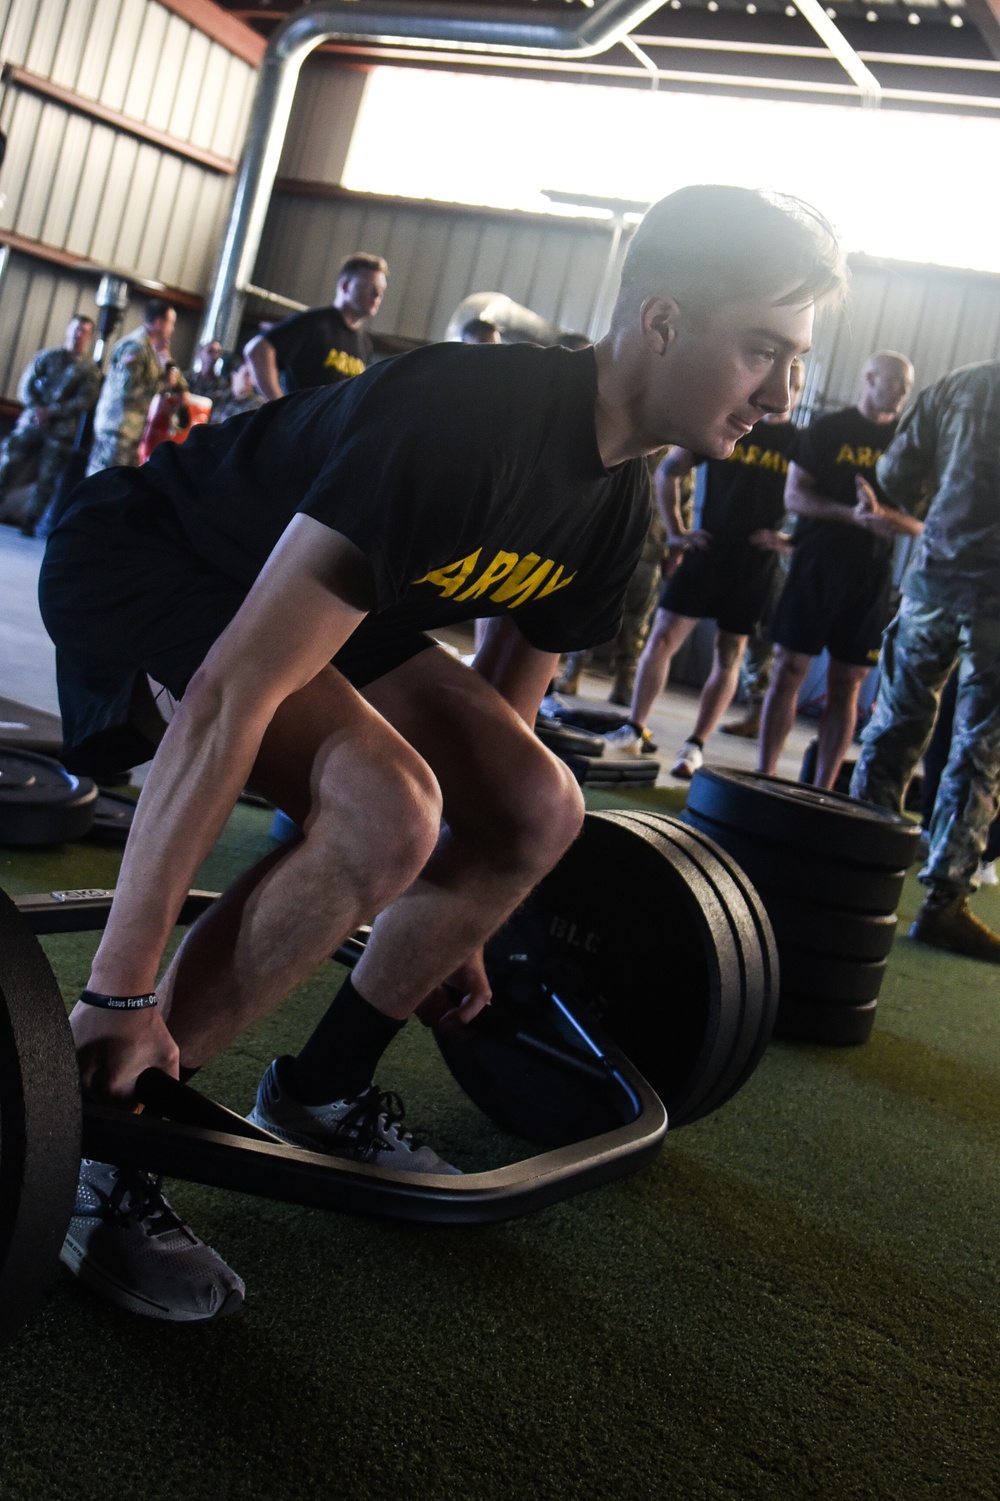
[609,667,635,707]
[910,889,1000,964]
[554,653,586,697]
[721,696,762,738]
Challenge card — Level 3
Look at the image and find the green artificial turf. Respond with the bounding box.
[1,794,998,1501]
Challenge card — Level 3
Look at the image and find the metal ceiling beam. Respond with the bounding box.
[202,0,879,344]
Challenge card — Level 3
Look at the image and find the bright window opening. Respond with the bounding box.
[343,68,1000,274]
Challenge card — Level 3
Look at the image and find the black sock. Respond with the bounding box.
[287,976,406,1104]
[688,736,704,750]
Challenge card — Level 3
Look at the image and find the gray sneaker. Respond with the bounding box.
[248,1058,461,1175]
[60,1160,245,1322]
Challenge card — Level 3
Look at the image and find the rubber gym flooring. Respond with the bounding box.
[1,785,998,1501]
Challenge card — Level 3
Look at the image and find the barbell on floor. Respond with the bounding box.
[0,810,779,1348]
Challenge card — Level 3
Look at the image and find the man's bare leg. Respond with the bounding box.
[352,648,585,1016]
[629,609,699,728]
[690,630,747,743]
[758,646,811,775]
[814,657,869,789]
[159,650,583,1061]
[157,667,443,1065]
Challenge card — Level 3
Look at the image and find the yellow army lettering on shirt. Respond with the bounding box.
[414,549,577,610]
[726,441,790,475]
[323,348,366,378]
[834,443,884,471]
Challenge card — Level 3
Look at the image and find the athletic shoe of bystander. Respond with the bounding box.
[671,741,705,780]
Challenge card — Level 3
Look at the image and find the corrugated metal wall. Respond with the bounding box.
[255,62,622,341]
[807,259,1000,416]
[259,60,1000,406]
[0,0,256,395]
[256,180,1000,404]
[0,247,200,398]
[255,188,618,344]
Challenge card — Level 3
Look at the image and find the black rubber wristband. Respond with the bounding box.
[79,988,157,1011]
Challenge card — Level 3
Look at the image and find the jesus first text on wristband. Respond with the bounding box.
[78,988,158,1010]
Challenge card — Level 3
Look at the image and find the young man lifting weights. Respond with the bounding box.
[40,185,845,1321]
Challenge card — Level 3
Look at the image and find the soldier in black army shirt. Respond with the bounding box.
[758,350,921,789]
[606,357,804,775]
[244,252,387,399]
[39,186,844,1324]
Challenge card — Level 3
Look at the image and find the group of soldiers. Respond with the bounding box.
[3,250,998,966]
[0,296,274,538]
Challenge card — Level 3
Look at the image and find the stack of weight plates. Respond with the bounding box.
[436,809,778,1142]
[0,748,98,846]
[683,769,919,1045]
[534,720,659,786]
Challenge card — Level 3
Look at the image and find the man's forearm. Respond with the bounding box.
[474,619,558,725]
[786,475,859,525]
[245,340,284,402]
[87,686,274,996]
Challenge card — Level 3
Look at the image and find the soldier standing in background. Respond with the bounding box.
[851,360,1000,962]
[87,299,182,476]
[757,351,917,789]
[0,314,99,535]
[244,253,387,400]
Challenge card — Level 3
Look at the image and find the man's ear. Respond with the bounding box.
[640,296,681,355]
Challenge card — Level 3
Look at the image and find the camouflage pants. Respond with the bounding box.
[851,597,1000,895]
[0,425,72,523]
[558,546,661,693]
[739,625,774,701]
[86,429,141,476]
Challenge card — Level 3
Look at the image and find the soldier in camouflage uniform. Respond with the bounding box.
[553,454,673,704]
[851,360,1000,962]
[87,299,182,476]
[0,315,99,534]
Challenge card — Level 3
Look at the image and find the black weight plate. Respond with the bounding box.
[535,721,605,758]
[622,811,780,1105]
[437,812,744,1144]
[686,767,918,871]
[542,701,630,734]
[564,755,660,786]
[603,811,774,1126]
[84,790,137,846]
[681,809,907,915]
[777,948,887,1003]
[774,994,878,1047]
[0,749,97,846]
[0,886,81,1347]
[764,893,897,961]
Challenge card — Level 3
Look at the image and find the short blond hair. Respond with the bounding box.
[613,186,847,330]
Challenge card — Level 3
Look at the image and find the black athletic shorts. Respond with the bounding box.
[769,543,893,667]
[39,469,435,774]
[658,543,781,637]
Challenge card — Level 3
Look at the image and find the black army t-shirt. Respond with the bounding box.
[142,343,651,656]
[700,418,798,541]
[265,306,373,392]
[792,406,899,567]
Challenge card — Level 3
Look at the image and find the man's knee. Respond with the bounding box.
[313,747,443,911]
[715,633,746,671]
[772,647,810,688]
[826,660,868,705]
[469,743,585,878]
